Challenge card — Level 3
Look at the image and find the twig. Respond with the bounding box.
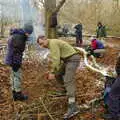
[39,97,55,120]
[77,92,102,97]
[39,0,44,5]
[53,0,66,13]
[38,108,40,120]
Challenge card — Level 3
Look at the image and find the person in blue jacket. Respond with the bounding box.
[5,23,33,101]
[103,54,120,120]
[74,23,83,47]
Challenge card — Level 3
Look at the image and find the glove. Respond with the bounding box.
[12,64,20,72]
[85,46,94,56]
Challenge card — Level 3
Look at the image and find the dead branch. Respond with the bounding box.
[33,0,45,9]
[39,0,44,5]
[52,0,66,14]
[39,97,55,120]
[76,47,110,76]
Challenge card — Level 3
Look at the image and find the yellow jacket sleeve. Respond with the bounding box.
[49,42,60,73]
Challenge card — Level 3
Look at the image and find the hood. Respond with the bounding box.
[10,28,25,35]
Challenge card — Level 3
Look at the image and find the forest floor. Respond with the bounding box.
[0,38,120,120]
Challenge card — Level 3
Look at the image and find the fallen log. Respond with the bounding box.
[76,47,110,77]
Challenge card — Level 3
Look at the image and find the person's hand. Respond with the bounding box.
[48,73,55,80]
[44,71,49,79]
[44,72,55,80]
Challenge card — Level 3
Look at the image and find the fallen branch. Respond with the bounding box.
[39,97,55,120]
[76,47,109,76]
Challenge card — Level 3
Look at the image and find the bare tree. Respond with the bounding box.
[45,0,66,38]
[113,0,119,8]
[0,4,7,37]
[33,0,66,38]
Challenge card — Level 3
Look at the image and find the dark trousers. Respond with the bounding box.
[76,39,82,47]
[107,77,120,117]
[76,34,82,47]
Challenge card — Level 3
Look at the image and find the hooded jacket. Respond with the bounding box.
[74,24,82,39]
[5,29,27,66]
[91,39,104,50]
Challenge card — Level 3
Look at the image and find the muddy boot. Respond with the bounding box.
[63,103,80,119]
[12,91,28,101]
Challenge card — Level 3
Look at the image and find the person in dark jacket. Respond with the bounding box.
[74,23,83,47]
[5,23,33,101]
[96,22,107,40]
[103,54,120,120]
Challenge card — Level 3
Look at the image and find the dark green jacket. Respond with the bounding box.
[96,26,107,38]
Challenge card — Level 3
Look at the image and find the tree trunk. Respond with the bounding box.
[0,6,5,38]
[45,0,57,39]
[116,0,119,8]
[0,22,5,37]
[44,0,66,39]
[113,0,119,10]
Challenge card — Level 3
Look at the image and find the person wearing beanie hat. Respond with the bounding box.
[5,24,33,101]
[23,23,33,35]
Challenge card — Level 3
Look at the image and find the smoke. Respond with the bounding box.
[0,0,45,43]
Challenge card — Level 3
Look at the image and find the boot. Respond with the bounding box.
[12,91,28,101]
[63,103,80,119]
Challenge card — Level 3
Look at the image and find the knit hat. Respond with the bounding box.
[23,23,33,34]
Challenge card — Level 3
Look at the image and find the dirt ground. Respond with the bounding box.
[0,38,120,120]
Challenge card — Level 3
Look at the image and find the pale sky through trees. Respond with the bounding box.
[0,0,120,36]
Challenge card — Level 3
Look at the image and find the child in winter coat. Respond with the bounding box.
[5,23,33,101]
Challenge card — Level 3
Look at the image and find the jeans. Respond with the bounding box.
[10,68,22,92]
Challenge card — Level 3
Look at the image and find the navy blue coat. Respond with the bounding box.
[5,29,27,66]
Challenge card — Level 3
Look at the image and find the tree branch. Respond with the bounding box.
[53,0,66,14]
[32,0,45,9]
[39,0,45,6]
